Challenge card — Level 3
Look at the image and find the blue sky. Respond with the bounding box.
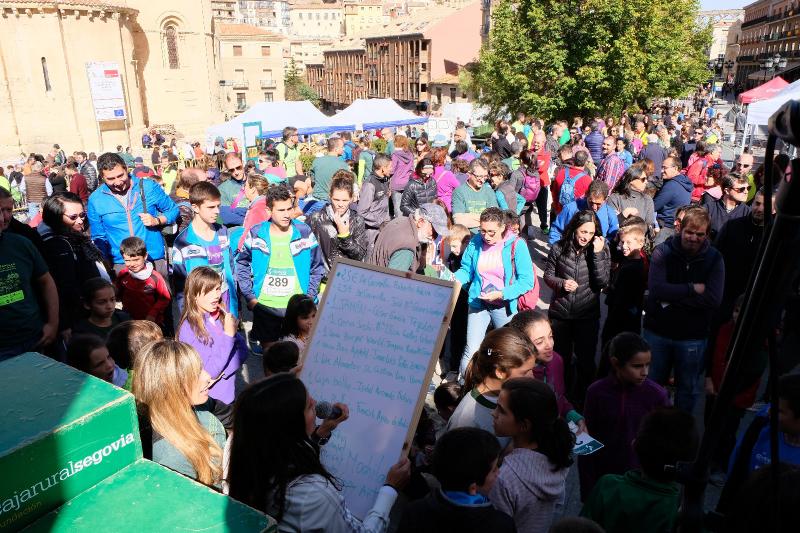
[701,0,750,9]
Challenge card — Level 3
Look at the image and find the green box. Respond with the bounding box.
[0,353,141,532]
[23,460,277,532]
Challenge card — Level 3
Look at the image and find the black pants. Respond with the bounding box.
[535,186,549,229]
[551,315,600,408]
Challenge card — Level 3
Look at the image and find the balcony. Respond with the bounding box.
[232,80,249,90]
[260,79,277,89]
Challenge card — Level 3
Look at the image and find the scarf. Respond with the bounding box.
[129,262,154,281]
[62,229,106,264]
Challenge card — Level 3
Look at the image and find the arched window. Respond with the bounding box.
[165,25,179,69]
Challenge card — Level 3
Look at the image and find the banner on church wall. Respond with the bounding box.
[86,62,127,122]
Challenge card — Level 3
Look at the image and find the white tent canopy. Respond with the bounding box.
[746,78,800,127]
[741,79,800,153]
[332,99,428,130]
[205,101,354,146]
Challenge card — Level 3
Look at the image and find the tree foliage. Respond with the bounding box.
[473,0,712,121]
[284,59,321,107]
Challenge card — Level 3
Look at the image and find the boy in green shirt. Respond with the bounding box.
[581,408,698,533]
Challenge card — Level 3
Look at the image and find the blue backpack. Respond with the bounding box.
[558,168,586,207]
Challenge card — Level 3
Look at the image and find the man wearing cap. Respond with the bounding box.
[370,203,450,273]
[131,157,156,180]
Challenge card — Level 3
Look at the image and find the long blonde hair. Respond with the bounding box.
[133,339,223,486]
[178,267,223,345]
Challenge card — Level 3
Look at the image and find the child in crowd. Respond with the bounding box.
[445,224,472,376]
[133,339,225,488]
[721,373,800,512]
[278,294,317,352]
[262,341,300,377]
[72,277,130,339]
[106,320,164,390]
[446,327,536,449]
[67,333,128,387]
[434,381,462,423]
[581,407,698,532]
[397,427,516,533]
[509,310,586,430]
[176,267,248,404]
[579,332,670,500]
[601,218,648,348]
[289,174,324,218]
[490,378,574,533]
[705,294,762,479]
[172,182,238,316]
[114,237,172,327]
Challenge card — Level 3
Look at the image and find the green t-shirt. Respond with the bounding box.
[451,183,499,232]
[311,155,350,202]
[257,230,302,309]
[0,232,48,349]
[502,156,520,171]
[278,143,300,178]
[162,169,178,194]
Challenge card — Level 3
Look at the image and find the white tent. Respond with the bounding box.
[746,78,800,126]
[205,101,354,145]
[333,99,428,130]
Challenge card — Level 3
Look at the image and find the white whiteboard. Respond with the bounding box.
[301,259,457,519]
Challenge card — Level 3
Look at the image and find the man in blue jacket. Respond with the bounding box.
[549,181,618,245]
[653,156,693,245]
[236,183,325,348]
[88,152,179,277]
[583,120,605,166]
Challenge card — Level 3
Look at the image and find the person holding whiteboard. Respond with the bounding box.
[454,207,536,376]
[228,373,411,532]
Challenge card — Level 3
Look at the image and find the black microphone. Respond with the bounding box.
[315,400,342,420]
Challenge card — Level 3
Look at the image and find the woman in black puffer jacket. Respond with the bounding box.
[307,170,368,274]
[544,209,610,407]
[399,158,438,216]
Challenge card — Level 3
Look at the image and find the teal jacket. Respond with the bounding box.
[235,219,325,303]
[454,233,536,314]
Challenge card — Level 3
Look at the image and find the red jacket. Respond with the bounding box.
[686,154,716,202]
[710,320,760,409]
[115,267,172,323]
[69,173,89,204]
[535,149,551,187]
[550,165,592,214]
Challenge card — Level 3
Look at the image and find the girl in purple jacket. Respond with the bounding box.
[177,267,248,404]
[578,332,670,500]
[509,310,586,433]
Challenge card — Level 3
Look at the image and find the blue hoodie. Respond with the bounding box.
[653,173,693,228]
[549,198,619,245]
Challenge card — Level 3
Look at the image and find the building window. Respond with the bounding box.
[235,68,245,81]
[436,87,442,105]
[262,46,271,56]
[265,92,273,102]
[449,87,457,103]
[41,57,52,92]
[236,92,247,109]
[165,25,180,69]
[233,45,243,56]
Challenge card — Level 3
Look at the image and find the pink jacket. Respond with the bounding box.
[434,166,460,212]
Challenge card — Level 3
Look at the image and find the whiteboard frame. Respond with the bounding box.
[300,257,459,455]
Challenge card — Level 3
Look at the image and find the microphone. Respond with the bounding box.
[315,400,342,420]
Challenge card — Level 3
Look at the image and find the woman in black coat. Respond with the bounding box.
[544,209,611,407]
[39,192,111,346]
[307,170,368,274]
[400,158,438,216]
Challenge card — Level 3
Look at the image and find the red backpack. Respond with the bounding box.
[509,238,540,311]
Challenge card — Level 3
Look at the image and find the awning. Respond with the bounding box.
[738,76,789,103]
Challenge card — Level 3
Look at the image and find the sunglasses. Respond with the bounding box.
[732,185,751,193]
[694,131,704,135]
[735,163,751,168]
[65,212,87,221]
[227,165,243,172]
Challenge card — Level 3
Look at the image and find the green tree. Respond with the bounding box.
[473,0,711,122]
[284,59,321,107]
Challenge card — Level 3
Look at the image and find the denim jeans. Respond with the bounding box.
[27,202,40,222]
[643,329,707,413]
[460,305,513,377]
[391,190,404,218]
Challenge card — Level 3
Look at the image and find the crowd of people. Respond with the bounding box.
[1,95,798,532]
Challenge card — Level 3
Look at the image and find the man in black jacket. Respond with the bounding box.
[357,153,392,251]
[702,174,751,242]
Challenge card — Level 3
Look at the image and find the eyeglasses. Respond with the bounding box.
[470,172,489,179]
[735,163,752,169]
[65,212,87,221]
[731,185,751,193]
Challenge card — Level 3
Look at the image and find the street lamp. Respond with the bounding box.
[761,52,788,83]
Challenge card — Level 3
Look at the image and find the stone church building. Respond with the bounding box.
[0,0,224,156]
